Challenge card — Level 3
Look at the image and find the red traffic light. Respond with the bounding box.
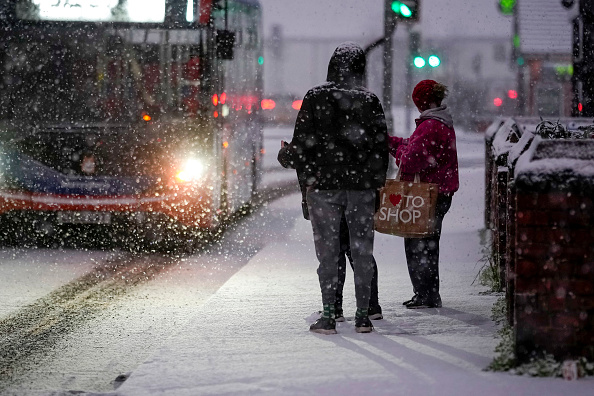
[507,90,518,99]
[494,97,503,107]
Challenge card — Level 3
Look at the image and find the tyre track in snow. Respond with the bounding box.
[0,252,178,388]
[0,179,300,392]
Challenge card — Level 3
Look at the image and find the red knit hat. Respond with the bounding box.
[412,79,439,111]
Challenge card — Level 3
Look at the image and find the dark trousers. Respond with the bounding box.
[404,194,452,304]
[307,189,376,309]
[336,215,380,309]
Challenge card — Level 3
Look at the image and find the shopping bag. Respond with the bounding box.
[374,171,439,238]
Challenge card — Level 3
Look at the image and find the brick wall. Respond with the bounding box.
[485,147,494,229]
[505,174,516,326]
[514,191,594,361]
[485,118,594,362]
[495,168,508,289]
[487,161,509,295]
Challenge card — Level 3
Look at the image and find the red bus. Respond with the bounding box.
[0,0,263,249]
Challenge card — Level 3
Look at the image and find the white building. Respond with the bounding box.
[517,0,574,117]
[263,28,516,132]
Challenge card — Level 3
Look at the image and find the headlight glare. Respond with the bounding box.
[176,159,204,183]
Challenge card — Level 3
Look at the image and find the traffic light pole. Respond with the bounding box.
[572,1,594,117]
[404,26,414,134]
[383,0,396,133]
[512,6,526,116]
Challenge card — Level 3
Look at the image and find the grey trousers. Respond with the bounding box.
[306,189,376,309]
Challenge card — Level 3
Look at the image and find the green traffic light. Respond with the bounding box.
[513,34,520,48]
[428,55,441,67]
[391,1,412,18]
[399,4,412,17]
[258,56,264,65]
[413,56,426,68]
[499,0,516,15]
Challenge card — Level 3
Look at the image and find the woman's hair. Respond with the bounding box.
[432,83,448,105]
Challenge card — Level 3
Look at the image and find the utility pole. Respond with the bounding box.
[512,4,526,116]
[498,0,526,115]
[383,0,397,133]
[270,24,284,94]
[382,1,420,133]
[568,0,594,116]
[405,27,418,133]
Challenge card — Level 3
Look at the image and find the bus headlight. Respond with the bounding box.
[175,158,204,183]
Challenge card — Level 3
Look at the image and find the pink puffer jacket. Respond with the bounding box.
[388,107,459,195]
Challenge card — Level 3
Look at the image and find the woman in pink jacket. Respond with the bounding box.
[389,80,459,309]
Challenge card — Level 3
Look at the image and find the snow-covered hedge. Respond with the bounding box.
[515,137,594,192]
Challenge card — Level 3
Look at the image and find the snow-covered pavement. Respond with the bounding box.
[112,128,593,395]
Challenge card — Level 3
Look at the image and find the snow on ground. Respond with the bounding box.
[113,127,594,395]
[0,249,118,318]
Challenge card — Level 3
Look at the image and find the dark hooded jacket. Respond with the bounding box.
[278,43,389,191]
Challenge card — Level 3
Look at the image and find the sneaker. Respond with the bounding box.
[402,294,418,305]
[406,298,442,309]
[354,315,373,333]
[368,305,383,320]
[310,317,337,335]
[316,306,344,322]
[335,308,345,322]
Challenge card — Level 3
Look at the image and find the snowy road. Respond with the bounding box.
[0,216,293,394]
[0,128,298,394]
[2,127,590,395]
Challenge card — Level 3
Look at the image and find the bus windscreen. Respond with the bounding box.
[16,0,167,23]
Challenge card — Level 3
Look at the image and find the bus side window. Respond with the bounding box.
[182,46,202,116]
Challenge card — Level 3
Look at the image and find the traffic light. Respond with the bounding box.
[413,55,441,68]
[428,55,441,67]
[391,1,419,21]
[413,56,426,68]
[498,0,516,15]
[409,31,441,69]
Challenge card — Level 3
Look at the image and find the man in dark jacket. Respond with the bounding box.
[279,42,388,334]
[277,155,384,323]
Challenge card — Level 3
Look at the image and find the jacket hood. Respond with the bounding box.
[418,105,454,129]
[326,42,366,87]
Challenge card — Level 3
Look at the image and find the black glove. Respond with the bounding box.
[277,141,295,169]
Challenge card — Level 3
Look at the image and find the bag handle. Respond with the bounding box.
[395,160,420,183]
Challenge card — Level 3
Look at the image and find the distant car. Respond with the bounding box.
[261,94,302,126]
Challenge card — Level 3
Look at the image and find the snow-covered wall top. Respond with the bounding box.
[507,129,535,169]
[514,137,594,192]
[491,118,522,161]
[487,117,594,167]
